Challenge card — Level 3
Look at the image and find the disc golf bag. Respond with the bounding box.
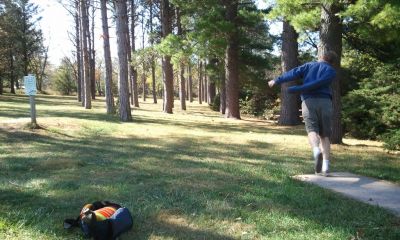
[64,201,133,240]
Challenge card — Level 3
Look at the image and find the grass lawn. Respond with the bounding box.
[0,93,399,240]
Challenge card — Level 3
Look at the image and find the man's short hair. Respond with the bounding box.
[322,51,338,65]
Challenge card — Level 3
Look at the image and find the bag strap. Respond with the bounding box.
[63,217,80,229]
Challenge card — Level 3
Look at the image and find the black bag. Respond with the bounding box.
[64,201,133,240]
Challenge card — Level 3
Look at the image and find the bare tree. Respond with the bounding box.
[80,0,92,109]
[74,0,82,102]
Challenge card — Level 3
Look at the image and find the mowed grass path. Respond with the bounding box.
[0,94,399,240]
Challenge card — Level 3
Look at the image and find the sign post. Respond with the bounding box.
[24,74,37,126]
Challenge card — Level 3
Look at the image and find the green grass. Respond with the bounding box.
[0,93,399,240]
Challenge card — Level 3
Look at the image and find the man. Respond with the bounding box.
[268,51,338,176]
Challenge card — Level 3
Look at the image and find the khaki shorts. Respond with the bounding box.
[302,98,333,138]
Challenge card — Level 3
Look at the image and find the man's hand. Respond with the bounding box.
[268,80,275,88]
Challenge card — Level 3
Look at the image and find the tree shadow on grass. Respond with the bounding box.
[133,115,305,136]
[1,126,399,239]
[1,94,307,136]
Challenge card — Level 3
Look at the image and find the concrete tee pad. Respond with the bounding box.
[293,172,400,217]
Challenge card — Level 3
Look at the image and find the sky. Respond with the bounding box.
[32,0,281,66]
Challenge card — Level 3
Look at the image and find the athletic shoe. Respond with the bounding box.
[314,152,323,174]
[320,170,330,177]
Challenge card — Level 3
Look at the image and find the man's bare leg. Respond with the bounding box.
[308,131,320,149]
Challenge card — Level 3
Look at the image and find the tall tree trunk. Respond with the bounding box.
[127,7,137,107]
[21,7,28,80]
[161,0,174,113]
[151,61,157,103]
[115,0,132,121]
[319,3,343,144]
[220,69,226,114]
[141,9,146,102]
[198,61,202,104]
[149,0,157,104]
[176,8,186,110]
[188,64,193,102]
[100,0,115,114]
[80,21,85,106]
[88,2,96,99]
[224,0,240,119]
[75,1,82,102]
[130,0,139,107]
[142,70,146,101]
[79,8,85,107]
[80,0,92,109]
[38,46,48,92]
[204,68,208,103]
[179,64,186,110]
[208,80,216,104]
[279,20,301,125]
[0,74,3,95]
[186,71,189,101]
[10,52,15,94]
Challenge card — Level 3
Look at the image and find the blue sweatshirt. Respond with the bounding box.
[274,61,336,101]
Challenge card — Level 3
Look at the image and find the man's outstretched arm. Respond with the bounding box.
[287,70,336,93]
[268,63,309,88]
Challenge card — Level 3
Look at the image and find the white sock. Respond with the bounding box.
[322,160,329,172]
[313,147,321,158]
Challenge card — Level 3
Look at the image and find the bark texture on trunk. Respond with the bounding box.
[100,0,115,114]
[80,0,91,109]
[161,0,174,113]
[176,8,186,110]
[319,3,343,144]
[224,1,240,119]
[115,0,132,121]
[149,1,157,104]
[76,1,82,102]
[208,81,216,104]
[130,0,140,107]
[198,61,203,104]
[279,20,301,126]
[220,70,226,114]
[188,65,193,102]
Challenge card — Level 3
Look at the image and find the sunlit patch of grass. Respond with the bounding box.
[0,93,399,239]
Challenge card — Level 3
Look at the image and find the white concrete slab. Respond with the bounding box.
[293,172,400,217]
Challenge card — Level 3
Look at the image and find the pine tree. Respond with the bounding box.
[160,0,174,113]
[279,20,301,126]
[80,0,92,109]
[100,0,115,114]
[114,0,132,121]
